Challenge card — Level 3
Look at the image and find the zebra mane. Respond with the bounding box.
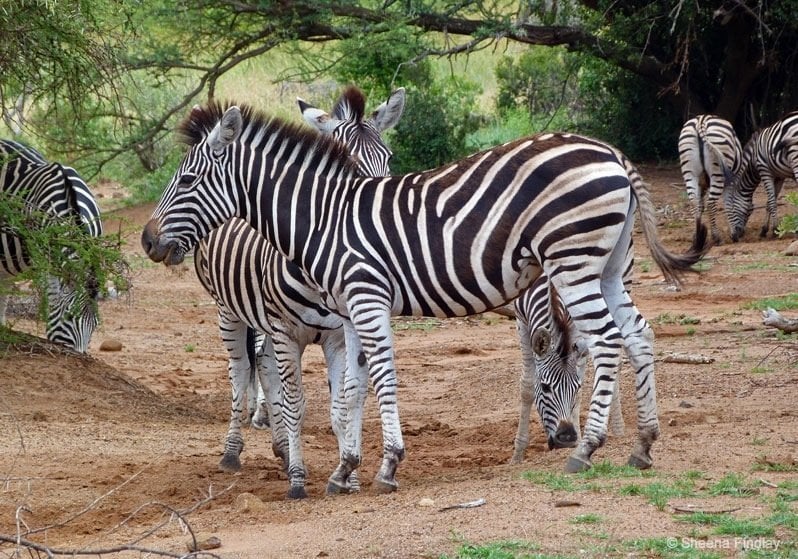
[331,86,366,122]
[548,283,572,359]
[176,100,360,175]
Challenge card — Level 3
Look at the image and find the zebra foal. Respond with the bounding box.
[678,115,743,244]
[142,102,708,493]
[192,86,405,497]
[725,111,798,241]
[0,140,102,352]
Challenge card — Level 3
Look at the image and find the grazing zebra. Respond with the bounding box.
[0,139,102,352]
[725,111,798,241]
[511,253,629,464]
[193,86,405,497]
[678,114,743,244]
[141,101,708,493]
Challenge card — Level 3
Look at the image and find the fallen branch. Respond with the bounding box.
[661,352,714,364]
[671,506,741,514]
[762,308,798,334]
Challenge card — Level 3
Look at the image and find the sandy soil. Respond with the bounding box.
[0,166,796,558]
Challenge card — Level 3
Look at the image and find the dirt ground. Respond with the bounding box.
[0,165,796,558]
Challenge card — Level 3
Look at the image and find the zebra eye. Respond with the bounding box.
[540,382,552,394]
[176,173,196,190]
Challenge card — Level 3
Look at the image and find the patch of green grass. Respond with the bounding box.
[750,437,769,446]
[708,473,759,497]
[184,343,195,353]
[522,470,578,492]
[440,540,547,559]
[577,460,650,480]
[570,513,603,525]
[392,317,441,332]
[750,365,773,374]
[628,537,722,558]
[744,294,798,312]
[652,313,701,325]
[620,479,696,511]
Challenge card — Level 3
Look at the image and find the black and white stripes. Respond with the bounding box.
[725,111,798,241]
[678,114,742,244]
[0,140,102,352]
[142,102,708,492]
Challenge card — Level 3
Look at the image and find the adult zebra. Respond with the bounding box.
[678,115,743,244]
[0,139,102,352]
[193,86,405,497]
[142,102,708,493]
[725,111,798,241]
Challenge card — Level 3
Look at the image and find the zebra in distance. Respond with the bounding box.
[725,111,798,241]
[678,114,743,244]
[141,101,708,493]
[0,139,102,352]
[192,86,405,497]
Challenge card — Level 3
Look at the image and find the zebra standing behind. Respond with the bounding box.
[725,111,798,241]
[192,86,405,498]
[141,102,709,494]
[0,140,102,352]
[678,114,743,244]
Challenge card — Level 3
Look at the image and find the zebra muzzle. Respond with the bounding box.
[141,220,185,266]
[548,420,578,450]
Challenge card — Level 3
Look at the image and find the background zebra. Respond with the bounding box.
[678,114,743,244]
[191,86,405,498]
[141,102,708,493]
[725,111,798,241]
[0,139,102,352]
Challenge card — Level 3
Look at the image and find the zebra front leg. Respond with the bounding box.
[328,320,369,494]
[256,336,288,467]
[218,313,252,472]
[623,324,659,469]
[350,302,405,494]
[273,333,307,499]
[321,332,361,493]
[511,317,536,464]
[759,175,782,238]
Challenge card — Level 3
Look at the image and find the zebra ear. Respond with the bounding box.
[369,87,406,132]
[531,328,551,357]
[208,106,243,154]
[298,98,338,134]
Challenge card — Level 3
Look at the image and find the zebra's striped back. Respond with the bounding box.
[678,115,742,243]
[725,111,798,241]
[0,140,102,352]
[143,101,709,488]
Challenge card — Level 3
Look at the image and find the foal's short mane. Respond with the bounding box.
[332,86,366,122]
[548,283,572,358]
[176,100,360,176]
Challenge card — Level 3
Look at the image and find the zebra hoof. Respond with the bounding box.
[628,453,653,470]
[372,476,398,494]
[219,454,242,473]
[251,415,270,430]
[326,479,350,496]
[286,485,308,500]
[564,455,592,473]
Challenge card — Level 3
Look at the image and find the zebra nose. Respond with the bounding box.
[548,421,578,449]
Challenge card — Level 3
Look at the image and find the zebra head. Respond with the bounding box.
[724,130,760,242]
[298,86,405,177]
[142,103,245,266]
[46,275,100,353]
[530,291,589,450]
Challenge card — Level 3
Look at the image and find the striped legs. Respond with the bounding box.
[333,301,405,494]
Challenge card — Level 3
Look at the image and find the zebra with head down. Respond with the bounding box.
[725,111,798,241]
[0,140,102,352]
[191,86,405,497]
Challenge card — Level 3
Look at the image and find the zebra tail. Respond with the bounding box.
[620,153,711,286]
